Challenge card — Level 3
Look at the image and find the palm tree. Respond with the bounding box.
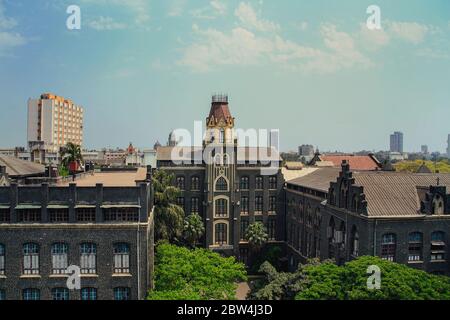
[60,142,83,173]
[183,213,205,248]
[152,170,185,243]
[245,222,268,252]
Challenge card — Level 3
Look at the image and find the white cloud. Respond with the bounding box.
[388,21,428,44]
[168,0,186,17]
[234,2,279,32]
[358,23,390,51]
[190,0,227,20]
[88,16,127,31]
[0,0,26,55]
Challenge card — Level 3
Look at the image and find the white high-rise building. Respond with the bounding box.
[27,93,84,162]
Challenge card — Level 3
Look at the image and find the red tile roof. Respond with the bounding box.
[320,155,381,171]
[207,102,234,127]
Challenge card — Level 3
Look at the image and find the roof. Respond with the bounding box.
[58,168,147,187]
[207,101,233,127]
[319,155,381,171]
[0,155,45,178]
[286,167,340,192]
[157,146,281,163]
[353,172,450,217]
[284,162,304,170]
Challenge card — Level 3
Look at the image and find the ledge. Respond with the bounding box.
[49,274,69,278]
[80,274,99,278]
[112,273,132,278]
[20,275,41,279]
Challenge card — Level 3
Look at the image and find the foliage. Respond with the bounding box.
[152,170,185,243]
[60,142,83,170]
[147,243,247,300]
[251,256,450,300]
[250,246,283,274]
[183,213,205,247]
[245,222,268,251]
[394,160,450,173]
[58,165,69,177]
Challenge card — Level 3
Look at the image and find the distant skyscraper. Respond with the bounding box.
[390,131,404,153]
[447,134,450,158]
[298,144,315,157]
[421,145,428,154]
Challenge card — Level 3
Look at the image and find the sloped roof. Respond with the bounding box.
[0,155,45,177]
[286,167,340,192]
[320,155,381,171]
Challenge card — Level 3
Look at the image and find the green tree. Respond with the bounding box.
[60,142,83,173]
[183,213,205,248]
[152,170,185,243]
[245,222,268,251]
[147,243,247,300]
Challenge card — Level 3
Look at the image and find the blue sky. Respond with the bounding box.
[0,0,449,153]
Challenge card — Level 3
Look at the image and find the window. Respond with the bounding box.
[17,209,41,223]
[215,223,227,245]
[81,288,97,301]
[269,196,276,213]
[255,196,263,214]
[240,196,249,214]
[177,197,185,208]
[269,176,277,189]
[219,128,225,144]
[114,287,130,301]
[0,209,9,223]
[255,176,263,189]
[103,208,138,221]
[240,219,249,241]
[51,243,68,274]
[239,248,249,265]
[191,176,200,191]
[23,243,39,275]
[0,244,4,275]
[240,176,249,190]
[113,243,130,274]
[215,177,228,191]
[408,232,423,262]
[52,288,69,300]
[190,198,199,214]
[350,226,359,257]
[381,234,396,262]
[22,288,40,300]
[49,209,69,222]
[431,231,446,261]
[76,208,96,222]
[80,243,96,274]
[267,219,276,241]
[215,199,228,217]
[176,176,185,190]
[0,289,5,301]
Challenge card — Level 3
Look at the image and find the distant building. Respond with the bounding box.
[27,93,84,163]
[421,145,429,155]
[390,131,404,153]
[309,152,382,171]
[167,131,179,147]
[298,145,315,157]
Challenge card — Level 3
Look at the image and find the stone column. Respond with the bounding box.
[96,183,103,222]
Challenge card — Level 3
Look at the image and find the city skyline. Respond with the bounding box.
[0,0,450,152]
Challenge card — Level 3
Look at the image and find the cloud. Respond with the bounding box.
[81,0,150,26]
[388,21,428,44]
[168,0,186,17]
[358,23,390,51]
[234,2,279,32]
[0,0,26,55]
[88,16,127,31]
[190,0,227,20]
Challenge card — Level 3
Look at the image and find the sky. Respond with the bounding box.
[0,0,449,153]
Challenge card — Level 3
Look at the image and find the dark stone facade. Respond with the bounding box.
[0,178,154,300]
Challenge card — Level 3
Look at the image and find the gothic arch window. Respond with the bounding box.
[215,223,228,245]
[350,226,359,257]
[432,195,445,215]
[191,176,200,191]
[352,194,359,212]
[215,176,228,191]
[176,176,185,190]
[214,198,228,217]
[214,153,223,166]
[340,181,349,208]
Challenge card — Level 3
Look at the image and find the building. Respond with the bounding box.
[447,134,450,158]
[0,155,45,185]
[421,145,429,155]
[309,152,382,171]
[27,93,84,163]
[390,131,404,153]
[0,167,154,300]
[298,145,315,163]
[285,161,450,275]
[156,95,284,264]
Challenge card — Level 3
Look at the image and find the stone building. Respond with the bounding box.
[0,168,154,300]
[285,161,450,275]
[156,95,284,264]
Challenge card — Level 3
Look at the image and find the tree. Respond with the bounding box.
[60,142,83,173]
[250,256,450,300]
[183,213,205,248]
[147,243,247,300]
[152,170,185,243]
[245,222,268,251]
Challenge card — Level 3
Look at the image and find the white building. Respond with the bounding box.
[27,93,84,163]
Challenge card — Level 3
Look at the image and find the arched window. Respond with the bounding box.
[22,288,40,300]
[408,232,423,262]
[52,288,69,300]
[215,198,228,217]
[215,223,227,245]
[51,242,68,274]
[0,244,4,275]
[350,226,359,257]
[215,177,228,191]
[219,128,225,143]
[352,194,359,212]
[176,176,185,190]
[114,287,131,301]
[431,231,446,261]
[113,243,130,274]
[255,176,263,189]
[81,288,97,301]
[80,243,97,274]
[240,176,249,190]
[381,233,396,261]
[191,176,200,191]
[340,181,348,208]
[23,243,39,275]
